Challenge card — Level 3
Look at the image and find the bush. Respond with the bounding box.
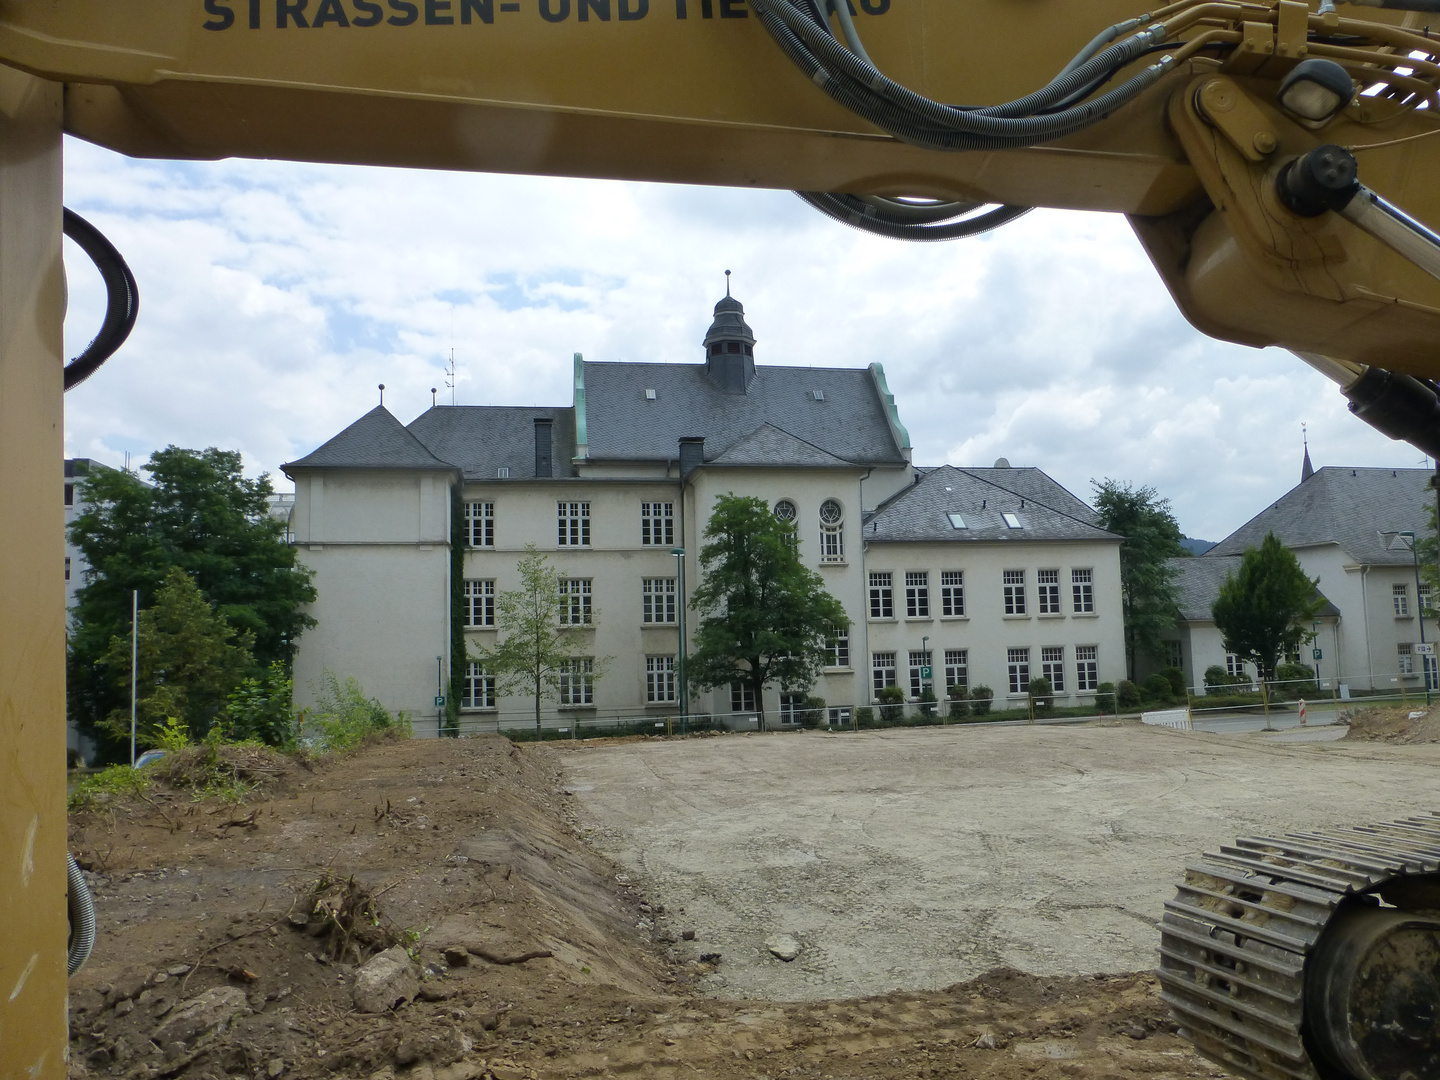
[1095,681,1116,713]
[1160,666,1187,697]
[877,685,905,723]
[68,763,152,812]
[1204,665,1251,695]
[1116,680,1141,710]
[800,696,827,729]
[1141,673,1173,704]
[1273,662,1319,699]
[1028,676,1054,714]
[308,671,411,752]
[947,684,970,720]
[854,706,876,728]
[222,661,297,747]
[918,686,937,718]
[970,685,994,716]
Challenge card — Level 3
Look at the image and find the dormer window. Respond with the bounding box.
[1002,512,1022,529]
[644,388,657,400]
[946,513,966,529]
[811,390,825,402]
[497,467,511,479]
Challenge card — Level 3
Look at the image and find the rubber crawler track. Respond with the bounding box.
[1157,812,1440,1080]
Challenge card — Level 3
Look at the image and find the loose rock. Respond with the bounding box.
[765,934,801,962]
[353,946,420,1014]
[153,985,251,1044]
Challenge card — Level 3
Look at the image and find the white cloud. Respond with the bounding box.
[62,138,1420,541]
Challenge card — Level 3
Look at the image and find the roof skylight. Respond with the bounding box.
[947,513,966,529]
[1002,512,1023,529]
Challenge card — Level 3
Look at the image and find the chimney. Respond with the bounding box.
[679,437,704,480]
[534,418,553,478]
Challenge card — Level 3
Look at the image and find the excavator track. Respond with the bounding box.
[1158,813,1440,1080]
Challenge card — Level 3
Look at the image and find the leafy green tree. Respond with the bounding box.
[477,545,608,732]
[98,568,255,747]
[68,447,316,754]
[687,494,848,730]
[221,661,297,746]
[1091,479,1188,680]
[1211,533,1326,684]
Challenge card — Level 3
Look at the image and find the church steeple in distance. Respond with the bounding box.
[1301,422,1315,483]
[702,271,757,394]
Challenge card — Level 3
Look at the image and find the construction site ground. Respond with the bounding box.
[65,709,1440,1080]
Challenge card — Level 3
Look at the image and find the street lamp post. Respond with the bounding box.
[671,547,688,724]
[1400,532,1431,706]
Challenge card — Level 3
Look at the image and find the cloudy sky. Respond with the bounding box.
[61,136,1425,543]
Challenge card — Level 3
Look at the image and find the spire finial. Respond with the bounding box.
[1300,421,1315,483]
[379,383,385,406]
[725,269,731,297]
[431,387,437,407]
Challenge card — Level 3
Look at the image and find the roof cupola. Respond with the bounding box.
[702,270,756,394]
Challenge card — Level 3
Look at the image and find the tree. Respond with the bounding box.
[1211,533,1326,685]
[1091,479,1188,680]
[477,545,608,731]
[687,494,849,729]
[68,447,317,755]
[97,568,255,747]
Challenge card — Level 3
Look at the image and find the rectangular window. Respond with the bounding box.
[1037,569,1060,615]
[64,556,71,582]
[465,501,494,547]
[819,524,844,563]
[1076,645,1098,692]
[1427,653,1439,692]
[1041,646,1065,692]
[779,693,807,724]
[944,649,968,692]
[827,706,851,726]
[904,571,930,618]
[1422,583,1435,613]
[827,626,850,668]
[64,483,74,507]
[1226,653,1246,679]
[558,657,595,706]
[558,578,593,625]
[1163,640,1183,670]
[1008,647,1031,694]
[641,502,674,546]
[940,570,965,617]
[463,579,495,627]
[869,572,894,619]
[1395,583,1411,617]
[1003,569,1027,616]
[462,662,496,709]
[908,649,933,698]
[646,655,677,703]
[642,578,677,624]
[558,501,591,546]
[1072,569,1094,613]
[1399,642,1414,675]
[730,682,757,714]
[872,651,897,696]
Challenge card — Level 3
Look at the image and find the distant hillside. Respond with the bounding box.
[1179,537,1216,556]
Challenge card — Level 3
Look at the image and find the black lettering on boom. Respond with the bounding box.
[719,0,745,15]
[203,0,235,30]
[388,0,419,23]
[426,0,453,23]
[460,0,494,23]
[539,0,569,20]
[578,0,608,20]
[277,0,310,27]
[314,0,351,25]
[352,0,384,24]
[859,0,888,13]
[250,0,262,27]
[618,0,646,18]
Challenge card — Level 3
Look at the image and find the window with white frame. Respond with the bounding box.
[641,502,674,546]
[1226,653,1246,679]
[869,572,894,619]
[941,570,965,616]
[779,693,807,724]
[1071,568,1094,613]
[1399,642,1415,674]
[819,499,845,563]
[464,501,494,547]
[730,681,757,713]
[557,657,595,705]
[1003,570,1027,615]
[1422,583,1435,613]
[558,578,593,625]
[1163,640,1183,670]
[908,649,933,698]
[1038,569,1061,615]
[1007,647,1031,694]
[1395,583,1411,616]
[1426,651,1439,691]
[646,655,677,702]
[642,578,676,624]
[463,579,495,627]
[828,706,851,726]
[1075,645,1098,691]
[827,626,850,668]
[773,499,797,523]
[872,651,897,696]
[461,662,496,709]
[1041,646,1065,692]
[944,649,968,692]
[905,571,930,618]
[557,501,590,546]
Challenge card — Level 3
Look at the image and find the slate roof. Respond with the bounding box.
[580,360,908,466]
[283,406,455,472]
[709,424,856,468]
[407,406,577,480]
[1169,556,1341,622]
[1207,466,1434,567]
[864,465,1118,543]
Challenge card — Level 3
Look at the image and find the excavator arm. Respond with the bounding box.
[2,3,1439,1076]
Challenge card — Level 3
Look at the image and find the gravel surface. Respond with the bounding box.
[556,721,1440,1002]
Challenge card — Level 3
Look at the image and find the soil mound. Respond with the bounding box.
[1343,704,1440,744]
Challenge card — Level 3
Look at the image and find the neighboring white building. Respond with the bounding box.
[1151,465,1435,696]
[282,292,1127,733]
[64,457,122,762]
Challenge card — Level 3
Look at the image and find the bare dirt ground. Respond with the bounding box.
[1343,702,1440,744]
[65,721,1440,1080]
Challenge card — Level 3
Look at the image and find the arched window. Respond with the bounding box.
[774,499,797,522]
[819,499,844,563]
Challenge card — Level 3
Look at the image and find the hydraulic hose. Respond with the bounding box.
[796,193,1031,242]
[67,852,95,976]
[63,208,139,392]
